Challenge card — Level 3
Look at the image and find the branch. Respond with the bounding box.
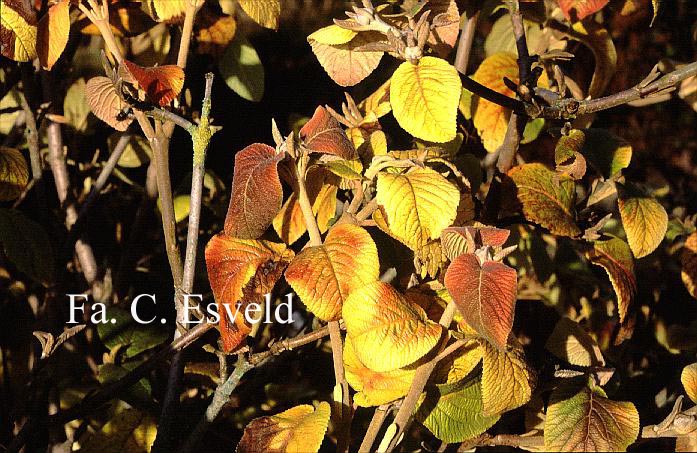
[454,11,479,75]
[295,154,323,246]
[329,320,351,453]
[359,404,392,453]
[246,324,337,365]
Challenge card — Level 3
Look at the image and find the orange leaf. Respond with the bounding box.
[224,144,284,239]
[427,0,460,57]
[558,0,609,21]
[37,0,70,70]
[285,224,379,321]
[444,254,518,349]
[299,106,356,159]
[121,60,184,106]
[205,233,292,352]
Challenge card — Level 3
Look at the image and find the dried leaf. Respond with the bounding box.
[309,32,384,87]
[682,363,697,404]
[85,76,133,131]
[681,231,697,299]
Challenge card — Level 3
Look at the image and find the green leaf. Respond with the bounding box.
[545,378,639,452]
[108,133,152,168]
[97,307,169,358]
[219,35,264,102]
[64,78,92,133]
[0,208,55,285]
[97,362,152,408]
[416,377,500,443]
[78,408,157,453]
[521,118,545,145]
[617,183,668,259]
[581,129,632,179]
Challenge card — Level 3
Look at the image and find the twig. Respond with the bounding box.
[329,320,351,453]
[454,12,479,75]
[456,432,544,451]
[359,404,392,453]
[380,302,457,452]
[295,153,323,246]
[247,324,337,365]
[177,357,254,453]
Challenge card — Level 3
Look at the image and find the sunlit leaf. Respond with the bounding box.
[481,340,535,416]
[343,281,444,372]
[299,106,356,159]
[441,226,511,261]
[430,340,483,385]
[37,0,70,70]
[205,233,292,352]
[586,236,637,323]
[555,130,588,180]
[237,402,330,453]
[285,224,378,321]
[85,76,133,131]
[558,0,609,21]
[195,7,236,55]
[122,60,184,107]
[427,0,459,57]
[507,163,581,238]
[681,231,697,299]
[0,146,28,201]
[545,317,605,367]
[682,362,697,404]
[238,0,281,30]
[344,336,416,407]
[444,253,518,349]
[617,184,668,259]
[219,35,264,102]
[579,129,631,179]
[80,3,156,37]
[224,144,284,239]
[78,408,157,453]
[308,24,357,45]
[376,167,460,251]
[108,133,151,168]
[390,56,460,143]
[141,0,187,23]
[309,32,383,87]
[544,378,639,452]
[0,0,37,62]
[416,377,500,443]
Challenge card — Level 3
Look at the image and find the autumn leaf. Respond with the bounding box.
[681,231,697,299]
[390,56,461,143]
[586,236,637,323]
[343,336,416,407]
[481,340,535,416]
[580,129,632,179]
[617,184,668,259]
[545,378,639,452]
[224,144,284,239]
[285,224,379,321]
[375,167,460,251]
[308,25,357,45]
[430,340,483,385]
[237,402,330,453]
[121,60,185,107]
[141,0,187,23]
[0,0,37,62]
[205,233,292,352]
[507,163,581,238]
[427,0,460,57]
[444,253,518,349]
[545,318,605,367]
[195,7,237,55]
[37,0,70,71]
[343,281,444,372]
[299,106,356,159]
[558,0,609,21]
[78,408,157,453]
[416,378,500,443]
[555,130,588,180]
[0,146,29,202]
[79,3,156,37]
[682,363,697,404]
[219,35,264,102]
[441,226,511,261]
[309,32,384,87]
[238,0,281,30]
[85,76,134,132]
[471,53,518,152]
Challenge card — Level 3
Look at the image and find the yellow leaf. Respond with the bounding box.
[343,281,444,372]
[313,183,338,233]
[682,362,697,404]
[272,194,307,245]
[344,336,416,407]
[431,340,483,385]
[238,0,281,30]
[78,408,157,453]
[586,237,637,323]
[545,318,605,367]
[618,184,668,259]
[309,32,383,87]
[141,0,187,22]
[0,146,29,202]
[390,56,461,142]
[308,24,357,45]
[0,0,37,62]
[481,340,535,416]
[472,52,519,152]
[285,224,379,321]
[237,402,330,453]
[37,0,69,70]
[376,167,460,250]
[681,231,697,299]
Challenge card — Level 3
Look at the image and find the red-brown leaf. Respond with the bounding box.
[299,106,356,159]
[224,143,284,239]
[121,59,184,106]
[444,253,518,349]
[441,226,510,260]
[558,0,609,21]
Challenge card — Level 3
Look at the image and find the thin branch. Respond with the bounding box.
[295,154,323,246]
[247,324,338,365]
[359,405,392,453]
[145,108,194,131]
[454,11,479,75]
[329,320,351,453]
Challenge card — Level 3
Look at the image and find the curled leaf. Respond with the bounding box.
[558,0,610,21]
[681,231,697,299]
[682,363,697,404]
[85,76,133,131]
[309,32,384,87]
[300,106,356,159]
[121,60,184,107]
[586,237,637,323]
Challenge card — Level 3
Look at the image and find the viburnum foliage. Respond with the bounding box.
[2,0,697,452]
